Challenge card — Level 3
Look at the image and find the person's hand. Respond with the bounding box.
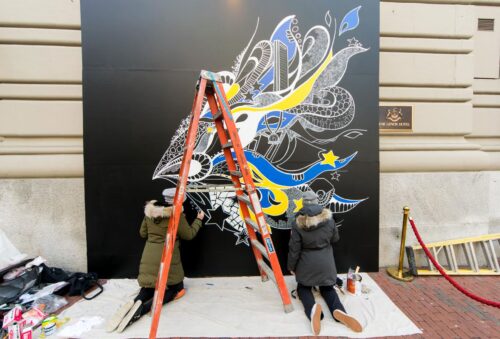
[197,210,205,220]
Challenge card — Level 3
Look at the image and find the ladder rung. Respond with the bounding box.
[229,170,242,177]
[245,218,259,232]
[222,141,233,149]
[186,185,243,192]
[237,194,255,213]
[251,239,269,260]
[237,193,253,208]
[213,110,223,120]
[257,259,275,283]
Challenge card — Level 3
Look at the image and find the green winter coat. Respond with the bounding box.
[138,206,202,288]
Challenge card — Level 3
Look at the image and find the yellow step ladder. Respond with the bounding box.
[406,233,500,276]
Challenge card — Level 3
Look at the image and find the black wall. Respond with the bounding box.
[81,0,379,278]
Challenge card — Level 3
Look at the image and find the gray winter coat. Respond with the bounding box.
[287,204,339,287]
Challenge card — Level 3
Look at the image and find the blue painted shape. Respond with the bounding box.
[339,6,361,36]
[270,16,296,61]
[201,109,212,119]
[257,16,297,91]
[259,188,274,208]
[212,151,357,187]
[257,111,297,132]
[330,193,364,204]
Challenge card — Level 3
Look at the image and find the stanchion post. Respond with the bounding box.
[387,206,414,282]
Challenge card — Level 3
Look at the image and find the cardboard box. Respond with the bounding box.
[3,306,23,329]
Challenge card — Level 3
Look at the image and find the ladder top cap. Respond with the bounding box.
[200,70,222,82]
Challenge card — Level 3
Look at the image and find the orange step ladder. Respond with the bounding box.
[148,70,294,339]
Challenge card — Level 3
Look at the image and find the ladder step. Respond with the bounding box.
[251,239,269,260]
[229,170,242,177]
[222,141,233,149]
[237,194,254,212]
[213,110,223,120]
[410,233,500,276]
[245,218,260,232]
[257,259,275,283]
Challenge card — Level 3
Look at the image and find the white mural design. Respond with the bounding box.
[153,8,369,245]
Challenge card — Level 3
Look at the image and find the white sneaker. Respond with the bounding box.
[310,303,322,336]
[333,309,363,332]
[105,300,134,332]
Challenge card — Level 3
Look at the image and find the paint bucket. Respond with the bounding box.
[347,273,362,296]
[41,316,57,337]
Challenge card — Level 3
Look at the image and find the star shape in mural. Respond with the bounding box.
[331,172,341,181]
[347,37,361,47]
[205,204,229,231]
[243,91,253,101]
[253,82,261,91]
[321,150,339,166]
[234,230,249,246]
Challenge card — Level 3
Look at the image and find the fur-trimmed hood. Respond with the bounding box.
[144,200,173,219]
[296,208,333,230]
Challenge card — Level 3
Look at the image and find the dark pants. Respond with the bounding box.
[297,283,346,320]
[134,281,184,317]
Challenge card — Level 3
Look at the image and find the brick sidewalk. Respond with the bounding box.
[370,271,500,339]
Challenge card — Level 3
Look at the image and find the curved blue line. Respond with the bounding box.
[213,151,357,187]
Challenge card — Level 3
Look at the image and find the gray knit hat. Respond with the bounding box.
[162,188,186,204]
[302,190,319,206]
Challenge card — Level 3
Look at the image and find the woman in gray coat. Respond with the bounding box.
[288,191,362,335]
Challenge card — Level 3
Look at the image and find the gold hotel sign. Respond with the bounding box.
[379,105,413,132]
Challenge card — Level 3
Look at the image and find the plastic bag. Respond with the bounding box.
[32,294,68,314]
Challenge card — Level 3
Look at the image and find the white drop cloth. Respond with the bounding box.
[0,229,27,271]
[54,274,421,338]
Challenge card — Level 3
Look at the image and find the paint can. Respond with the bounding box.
[347,273,362,296]
[41,316,57,337]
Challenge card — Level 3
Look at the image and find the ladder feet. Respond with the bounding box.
[284,304,294,313]
[261,275,270,282]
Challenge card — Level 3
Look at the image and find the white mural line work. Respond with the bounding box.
[153,8,369,245]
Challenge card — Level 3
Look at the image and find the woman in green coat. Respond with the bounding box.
[106,188,204,333]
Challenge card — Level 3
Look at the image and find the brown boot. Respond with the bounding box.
[333,309,362,332]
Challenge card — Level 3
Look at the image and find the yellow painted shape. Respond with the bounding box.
[232,51,333,114]
[247,163,288,216]
[321,150,339,166]
[293,198,303,213]
[226,83,240,100]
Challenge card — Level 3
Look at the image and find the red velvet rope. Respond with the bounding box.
[408,217,500,308]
